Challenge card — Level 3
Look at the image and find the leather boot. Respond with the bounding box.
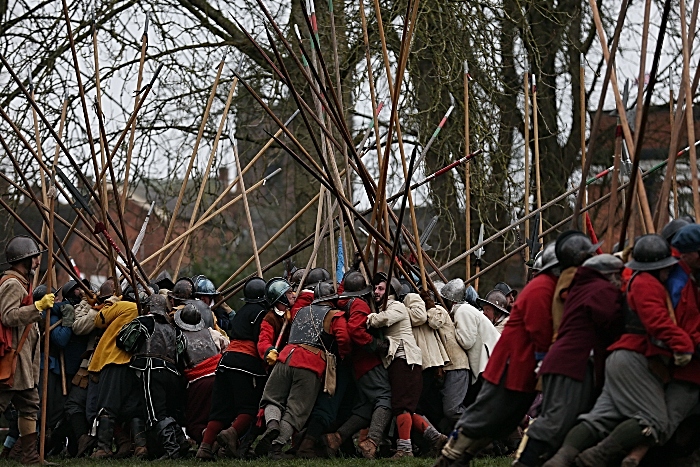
[131,419,148,459]
[575,436,626,467]
[9,438,22,461]
[431,451,473,467]
[0,446,9,459]
[268,442,285,460]
[91,416,114,458]
[254,419,280,457]
[322,432,342,458]
[19,433,41,465]
[542,445,580,467]
[75,434,96,458]
[155,418,182,460]
[195,443,216,461]
[112,423,133,459]
[215,426,238,458]
[296,435,317,459]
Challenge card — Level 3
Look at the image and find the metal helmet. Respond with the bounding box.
[147,294,169,317]
[193,276,218,297]
[477,290,509,315]
[174,303,205,332]
[398,278,414,302]
[582,254,624,274]
[306,268,331,288]
[536,243,559,273]
[153,270,175,291]
[242,277,266,303]
[464,285,478,306]
[372,272,388,286]
[61,280,80,301]
[626,234,678,271]
[312,280,338,304]
[124,283,157,304]
[265,277,292,307]
[440,278,466,304]
[290,268,306,289]
[4,235,42,264]
[433,281,445,296]
[555,230,601,270]
[388,277,402,298]
[340,271,371,298]
[661,218,690,243]
[493,281,516,298]
[32,284,56,303]
[168,278,194,301]
[99,278,117,301]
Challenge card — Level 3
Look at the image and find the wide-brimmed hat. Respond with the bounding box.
[626,234,679,271]
[174,303,205,332]
[477,290,510,316]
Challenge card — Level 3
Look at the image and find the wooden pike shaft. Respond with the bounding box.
[523,73,531,259]
[587,0,654,233]
[144,171,280,270]
[234,139,263,277]
[121,19,149,212]
[173,77,238,278]
[30,87,48,291]
[606,124,623,252]
[464,62,471,280]
[680,0,700,221]
[157,58,225,268]
[371,0,426,289]
[217,193,320,291]
[671,88,679,218]
[532,77,543,237]
[580,58,587,231]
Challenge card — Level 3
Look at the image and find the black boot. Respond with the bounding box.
[254,420,280,457]
[91,416,114,458]
[130,419,148,459]
[155,418,183,460]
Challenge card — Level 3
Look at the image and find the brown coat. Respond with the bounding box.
[0,271,42,391]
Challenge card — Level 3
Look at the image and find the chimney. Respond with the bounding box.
[218,167,229,188]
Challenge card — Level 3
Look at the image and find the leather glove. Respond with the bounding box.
[60,304,75,328]
[419,290,435,310]
[265,348,279,366]
[35,293,55,312]
[674,352,693,367]
[352,251,363,271]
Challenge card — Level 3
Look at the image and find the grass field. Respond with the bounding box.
[41,457,513,466]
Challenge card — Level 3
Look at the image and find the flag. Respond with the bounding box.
[336,237,345,283]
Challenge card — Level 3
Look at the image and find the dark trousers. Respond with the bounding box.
[185,376,214,443]
[95,364,143,422]
[139,367,184,427]
[209,368,265,425]
[388,358,422,416]
[307,361,355,437]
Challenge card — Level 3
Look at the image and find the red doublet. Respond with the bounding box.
[338,296,382,378]
[278,312,352,378]
[609,272,694,358]
[482,272,557,392]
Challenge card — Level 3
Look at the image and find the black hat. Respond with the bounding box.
[339,271,371,298]
[626,234,679,271]
[242,277,266,304]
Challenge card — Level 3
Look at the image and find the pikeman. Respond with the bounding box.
[478,290,510,333]
[322,271,392,460]
[257,281,351,460]
[257,278,296,369]
[0,236,52,465]
[174,303,228,444]
[120,294,189,460]
[195,277,268,461]
[433,243,560,467]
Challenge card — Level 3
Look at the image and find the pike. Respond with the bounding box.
[121,14,150,212]
[173,76,238,278]
[526,212,541,280]
[419,216,439,251]
[391,93,456,208]
[232,136,263,277]
[473,224,485,292]
[464,60,472,280]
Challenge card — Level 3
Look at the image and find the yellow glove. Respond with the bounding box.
[35,293,55,312]
[265,348,279,366]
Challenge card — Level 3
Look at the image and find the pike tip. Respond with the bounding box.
[294,24,302,40]
[144,14,149,35]
[464,60,468,74]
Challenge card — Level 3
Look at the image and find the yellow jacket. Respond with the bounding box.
[88,299,138,372]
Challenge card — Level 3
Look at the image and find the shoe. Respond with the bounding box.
[575,437,625,467]
[195,443,215,461]
[216,426,239,458]
[542,445,579,467]
[131,419,148,459]
[322,432,342,458]
[268,443,285,460]
[296,436,317,459]
[113,424,133,459]
[358,437,378,460]
[431,452,472,467]
[431,434,449,456]
[91,416,114,459]
[254,420,280,457]
[391,448,414,459]
[20,432,58,465]
[0,446,9,460]
[75,435,96,458]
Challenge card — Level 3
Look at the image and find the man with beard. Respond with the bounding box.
[322,271,392,459]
